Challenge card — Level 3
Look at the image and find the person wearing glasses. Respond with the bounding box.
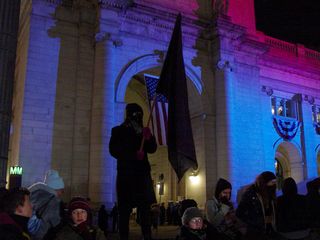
[178,207,207,240]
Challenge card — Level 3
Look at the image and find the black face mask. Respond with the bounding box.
[129,111,143,125]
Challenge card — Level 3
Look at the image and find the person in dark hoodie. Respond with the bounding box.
[276,177,310,239]
[205,178,244,239]
[109,103,157,240]
[0,187,33,240]
[305,178,320,238]
[236,171,277,239]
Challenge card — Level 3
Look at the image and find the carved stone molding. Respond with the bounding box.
[153,50,165,63]
[303,95,315,104]
[261,86,274,96]
[216,60,232,71]
[95,32,122,47]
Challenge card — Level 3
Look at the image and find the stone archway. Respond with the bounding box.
[275,141,303,182]
[115,53,203,102]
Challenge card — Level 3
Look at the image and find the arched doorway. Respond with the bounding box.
[275,141,303,183]
[120,62,203,203]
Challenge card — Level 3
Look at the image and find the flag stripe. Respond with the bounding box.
[145,74,168,146]
[154,100,163,145]
[161,102,168,145]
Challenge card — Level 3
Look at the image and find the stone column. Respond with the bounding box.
[0,0,20,187]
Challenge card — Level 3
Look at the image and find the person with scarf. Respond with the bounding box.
[109,103,157,240]
[54,197,105,240]
[178,207,207,240]
[0,187,33,240]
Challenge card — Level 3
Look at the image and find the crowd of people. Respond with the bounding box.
[176,171,320,240]
[1,102,320,240]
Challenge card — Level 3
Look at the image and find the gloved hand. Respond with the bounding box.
[142,127,152,140]
[136,150,144,160]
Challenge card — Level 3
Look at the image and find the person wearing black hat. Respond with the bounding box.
[205,178,244,239]
[109,103,157,240]
[54,197,105,240]
[236,171,277,239]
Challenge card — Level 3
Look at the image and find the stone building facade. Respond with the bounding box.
[7,0,320,208]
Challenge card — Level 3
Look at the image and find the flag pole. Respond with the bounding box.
[139,94,157,151]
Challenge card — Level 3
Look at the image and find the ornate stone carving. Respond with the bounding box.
[216,60,232,71]
[95,32,122,47]
[154,50,165,63]
[303,95,315,104]
[261,86,274,96]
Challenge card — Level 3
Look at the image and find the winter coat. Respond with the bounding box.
[206,197,243,240]
[276,178,310,239]
[205,197,230,227]
[28,182,62,239]
[109,123,157,207]
[236,185,275,234]
[306,179,320,228]
[0,212,31,240]
[178,225,207,240]
[54,222,106,240]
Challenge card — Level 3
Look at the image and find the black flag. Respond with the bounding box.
[156,13,198,181]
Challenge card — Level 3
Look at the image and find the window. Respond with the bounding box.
[312,105,320,125]
[271,96,297,119]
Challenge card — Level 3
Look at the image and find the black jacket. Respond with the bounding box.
[276,178,309,233]
[236,185,273,234]
[178,225,207,240]
[0,212,31,240]
[109,123,157,207]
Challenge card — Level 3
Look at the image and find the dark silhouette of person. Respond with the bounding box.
[111,202,119,233]
[159,203,166,225]
[109,103,157,240]
[276,177,310,239]
[98,204,108,236]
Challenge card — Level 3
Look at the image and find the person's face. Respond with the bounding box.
[129,111,143,125]
[219,188,231,200]
[188,217,203,230]
[72,209,88,226]
[55,189,64,198]
[16,195,33,218]
[267,179,277,187]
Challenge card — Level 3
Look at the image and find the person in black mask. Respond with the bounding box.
[205,178,244,239]
[236,171,277,240]
[109,103,157,240]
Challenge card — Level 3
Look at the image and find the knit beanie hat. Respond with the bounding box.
[44,170,64,190]
[260,171,276,184]
[69,197,91,213]
[214,178,232,199]
[181,207,203,226]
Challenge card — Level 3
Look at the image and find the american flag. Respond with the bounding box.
[144,74,168,146]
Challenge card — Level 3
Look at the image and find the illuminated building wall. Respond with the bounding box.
[8,0,320,207]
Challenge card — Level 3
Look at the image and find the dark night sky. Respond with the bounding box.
[254,0,320,51]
